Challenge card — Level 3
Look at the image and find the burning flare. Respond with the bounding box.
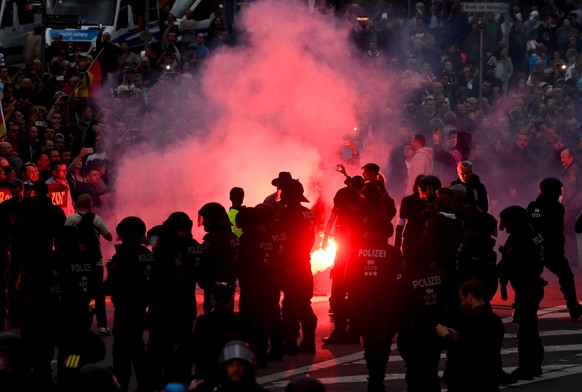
[310,237,337,274]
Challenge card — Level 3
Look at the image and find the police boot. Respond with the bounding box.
[299,315,317,353]
[283,339,299,356]
[322,329,347,344]
[568,302,582,321]
[510,368,534,381]
[499,369,518,385]
[367,377,386,392]
[299,329,317,354]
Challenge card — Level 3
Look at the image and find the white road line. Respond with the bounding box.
[266,365,582,388]
[500,365,582,389]
[256,352,365,384]
[348,343,582,365]
[259,305,575,385]
[501,305,567,323]
[505,330,582,338]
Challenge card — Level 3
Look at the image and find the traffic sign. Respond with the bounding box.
[462,2,509,13]
[46,15,83,29]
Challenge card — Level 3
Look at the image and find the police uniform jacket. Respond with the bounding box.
[346,239,402,320]
[527,196,565,256]
[392,263,448,332]
[497,226,544,291]
[199,229,239,289]
[107,243,155,309]
[152,236,201,312]
[238,228,279,292]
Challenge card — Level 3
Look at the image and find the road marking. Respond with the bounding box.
[266,365,582,388]
[265,365,582,391]
[259,305,574,385]
[348,343,582,365]
[500,365,582,389]
[505,329,582,338]
[501,305,567,323]
[256,352,365,384]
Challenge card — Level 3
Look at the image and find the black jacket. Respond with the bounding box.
[443,303,504,391]
[527,196,565,255]
[450,173,489,213]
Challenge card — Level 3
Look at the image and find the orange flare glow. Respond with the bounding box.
[310,239,337,274]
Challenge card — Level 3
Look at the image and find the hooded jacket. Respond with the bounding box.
[407,147,434,195]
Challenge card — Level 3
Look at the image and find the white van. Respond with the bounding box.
[0,0,42,67]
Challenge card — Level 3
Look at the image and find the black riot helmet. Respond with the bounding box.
[116,216,147,243]
[499,205,528,233]
[234,207,256,231]
[418,175,442,202]
[539,177,563,200]
[198,202,230,232]
[163,211,194,236]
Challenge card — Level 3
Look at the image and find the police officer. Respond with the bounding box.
[527,177,582,320]
[19,182,66,391]
[0,180,37,328]
[456,212,499,301]
[321,175,365,344]
[236,206,283,365]
[497,206,545,380]
[394,239,448,392]
[106,216,155,392]
[345,217,403,392]
[148,212,201,388]
[275,179,317,355]
[197,203,240,314]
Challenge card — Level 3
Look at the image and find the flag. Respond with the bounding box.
[74,59,102,98]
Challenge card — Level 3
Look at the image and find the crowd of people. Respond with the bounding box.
[1,0,582,391]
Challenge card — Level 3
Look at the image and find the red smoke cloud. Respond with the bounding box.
[112,0,401,238]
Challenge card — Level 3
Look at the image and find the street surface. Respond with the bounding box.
[254,266,582,392]
[89,264,582,392]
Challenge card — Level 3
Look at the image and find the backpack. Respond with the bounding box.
[76,212,102,264]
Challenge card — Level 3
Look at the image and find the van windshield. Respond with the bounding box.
[52,0,118,25]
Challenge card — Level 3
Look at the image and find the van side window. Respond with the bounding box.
[17,1,35,25]
[116,3,128,29]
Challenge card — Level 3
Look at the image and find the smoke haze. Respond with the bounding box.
[112,0,401,237]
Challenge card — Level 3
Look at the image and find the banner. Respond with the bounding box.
[48,183,69,208]
[0,187,11,203]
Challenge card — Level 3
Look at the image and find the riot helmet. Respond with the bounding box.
[418,175,442,201]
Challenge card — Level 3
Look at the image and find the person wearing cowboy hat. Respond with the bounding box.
[275,179,318,355]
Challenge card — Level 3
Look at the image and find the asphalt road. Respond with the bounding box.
[85,263,582,392]
[254,266,582,392]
